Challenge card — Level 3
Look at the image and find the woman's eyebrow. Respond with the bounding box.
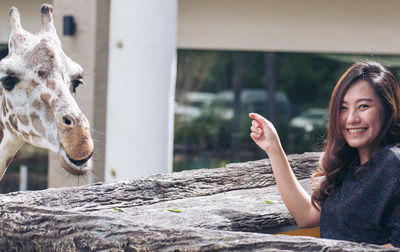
[341,98,373,104]
[356,98,373,103]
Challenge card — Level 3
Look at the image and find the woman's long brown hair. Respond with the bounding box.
[311,61,400,209]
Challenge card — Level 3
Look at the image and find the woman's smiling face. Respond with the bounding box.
[339,80,385,162]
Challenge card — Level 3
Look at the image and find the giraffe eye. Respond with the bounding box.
[0,75,20,91]
[71,79,83,94]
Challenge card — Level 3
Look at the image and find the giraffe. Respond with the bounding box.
[0,4,93,180]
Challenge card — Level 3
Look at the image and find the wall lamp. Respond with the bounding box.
[63,16,76,36]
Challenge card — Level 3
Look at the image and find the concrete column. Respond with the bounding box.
[48,0,109,187]
[105,0,177,181]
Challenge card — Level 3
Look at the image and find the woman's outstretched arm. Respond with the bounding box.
[249,113,320,228]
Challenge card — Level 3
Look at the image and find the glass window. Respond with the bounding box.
[174,50,400,171]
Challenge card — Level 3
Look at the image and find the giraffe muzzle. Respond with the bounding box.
[58,148,92,175]
[57,113,94,175]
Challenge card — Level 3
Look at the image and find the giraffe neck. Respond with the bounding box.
[0,115,24,180]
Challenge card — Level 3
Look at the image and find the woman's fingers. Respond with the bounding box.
[250,125,261,133]
[249,112,265,122]
[250,132,261,140]
[249,113,266,138]
[249,112,281,153]
[251,120,259,127]
[249,113,270,129]
[249,112,259,120]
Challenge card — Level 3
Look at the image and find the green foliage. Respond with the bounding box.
[113,207,125,212]
[168,209,181,213]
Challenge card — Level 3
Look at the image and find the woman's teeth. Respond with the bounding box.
[348,128,366,133]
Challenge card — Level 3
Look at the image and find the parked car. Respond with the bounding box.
[174,92,216,121]
[211,89,294,121]
[289,108,328,132]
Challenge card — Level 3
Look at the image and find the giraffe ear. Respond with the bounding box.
[40,4,56,34]
[9,7,23,34]
[8,7,26,53]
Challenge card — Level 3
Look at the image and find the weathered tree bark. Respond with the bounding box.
[0,153,397,251]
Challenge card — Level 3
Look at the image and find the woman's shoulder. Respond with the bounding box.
[372,144,400,178]
[382,144,400,161]
[375,144,400,162]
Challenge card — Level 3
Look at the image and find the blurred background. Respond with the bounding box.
[1,0,400,192]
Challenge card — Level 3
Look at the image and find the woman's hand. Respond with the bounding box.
[249,113,281,154]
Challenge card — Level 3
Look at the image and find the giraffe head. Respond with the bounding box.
[0,4,93,176]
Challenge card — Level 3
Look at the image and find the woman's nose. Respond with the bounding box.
[346,109,360,124]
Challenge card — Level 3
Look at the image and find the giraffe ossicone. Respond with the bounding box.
[0,4,94,180]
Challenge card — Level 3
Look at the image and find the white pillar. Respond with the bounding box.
[19,165,28,191]
[105,0,177,181]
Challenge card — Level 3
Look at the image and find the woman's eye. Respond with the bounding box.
[71,79,84,94]
[340,106,347,111]
[0,75,20,91]
[359,104,370,109]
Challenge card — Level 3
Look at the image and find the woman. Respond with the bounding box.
[249,61,400,247]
